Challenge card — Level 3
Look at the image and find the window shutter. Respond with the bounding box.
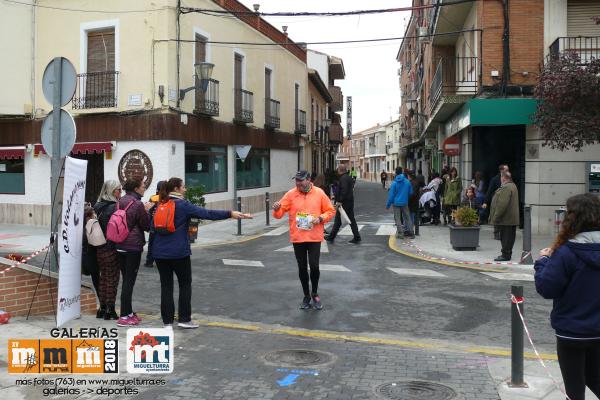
[87,29,115,72]
[567,1,600,37]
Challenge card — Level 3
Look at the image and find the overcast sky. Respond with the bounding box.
[238,0,411,133]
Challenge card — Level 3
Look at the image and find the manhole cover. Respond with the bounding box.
[375,381,457,400]
[263,349,333,367]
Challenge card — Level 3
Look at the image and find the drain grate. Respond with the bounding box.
[375,381,457,400]
[263,349,332,367]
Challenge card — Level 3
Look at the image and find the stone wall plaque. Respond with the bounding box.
[118,149,153,189]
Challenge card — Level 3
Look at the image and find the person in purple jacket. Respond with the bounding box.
[152,177,252,329]
[534,193,600,400]
[115,178,152,327]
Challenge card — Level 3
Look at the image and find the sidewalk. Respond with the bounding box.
[390,224,555,273]
[1,313,589,400]
[0,211,287,256]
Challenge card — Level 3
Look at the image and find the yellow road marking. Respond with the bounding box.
[388,235,509,273]
[135,313,556,361]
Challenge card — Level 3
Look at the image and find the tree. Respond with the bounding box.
[533,52,600,151]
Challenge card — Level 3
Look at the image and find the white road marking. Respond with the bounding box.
[387,268,447,278]
[318,264,351,272]
[376,225,397,235]
[338,225,365,236]
[480,272,534,281]
[222,259,265,268]
[275,241,329,253]
[264,225,289,236]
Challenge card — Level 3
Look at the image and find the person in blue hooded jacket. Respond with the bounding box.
[534,193,600,400]
[386,167,414,238]
[152,177,252,329]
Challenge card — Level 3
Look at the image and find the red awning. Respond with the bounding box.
[34,142,112,156]
[0,147,25,160]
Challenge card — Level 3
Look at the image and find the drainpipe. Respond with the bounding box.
[176,0,181,108]
[500,0,510,96]
[30,0,37,119]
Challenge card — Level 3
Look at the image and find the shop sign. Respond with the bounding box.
[118,149,154,189]
[445,105,470,137]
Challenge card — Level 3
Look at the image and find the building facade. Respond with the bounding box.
[396,0,600,233]
[384,119,401,173]
[0,0,313,225]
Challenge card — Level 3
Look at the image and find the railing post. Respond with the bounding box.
[510,285,526,388]
[521,206,533,264]
[265,192,270,226]
[237,196,242,236]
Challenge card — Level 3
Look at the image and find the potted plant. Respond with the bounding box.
[184,185,206,243]
[448,206,480,250]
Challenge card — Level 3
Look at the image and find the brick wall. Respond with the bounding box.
[0,262,96,317]
[479,0,544,87]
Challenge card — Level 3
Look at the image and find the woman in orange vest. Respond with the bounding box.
[273,170,336,310]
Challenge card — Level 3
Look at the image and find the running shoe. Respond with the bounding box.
[299,296,312,310]
[116,316,139,327]
[312,294,323,310]
[131,313,142,323]
[178,321,199,329]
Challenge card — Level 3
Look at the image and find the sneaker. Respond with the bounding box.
[348,237,361,244]
[116,316,139,327]
[299,296,312,310]
[131,313,142,323]
[494,256,511,262]
[311,294,323,310]
[164,324,173,330]
[178,321,199,329]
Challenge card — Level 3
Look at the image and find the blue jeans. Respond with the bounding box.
[393,205,414,236]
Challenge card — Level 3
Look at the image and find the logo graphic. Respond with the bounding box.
[8,339,39,373]
[126,329,173,373]
[118,149,153,190]
[40,339,71,373]
[58,295,81,312]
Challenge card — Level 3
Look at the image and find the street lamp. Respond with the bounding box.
[179,62,215,100]
[322,118,331,132]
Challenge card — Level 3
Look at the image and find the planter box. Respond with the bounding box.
[449,224,480,251]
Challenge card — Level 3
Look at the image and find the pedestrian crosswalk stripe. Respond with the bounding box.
[376,225,397,236]
[480,272,534,281]
[222,259,265,267]
[264,225,289,236]
[275,241,329,253]
[318,264,351,272]
[387,267,447,278]
[338,225,365,236]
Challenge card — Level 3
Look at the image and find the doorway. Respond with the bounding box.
[71,152,105,204]
[472,125,526,226]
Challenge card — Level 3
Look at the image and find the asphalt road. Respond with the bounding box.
[132,180,556,354]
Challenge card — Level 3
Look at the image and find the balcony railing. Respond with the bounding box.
[429,56,479,114]
[72,71,119,109]
[328,124,343,144]
[194,78,219,117]
[549,36,600,64]
[329,85,343,112]
[264,98,280,129]
[234,88,253,123]
[294,109,306,135]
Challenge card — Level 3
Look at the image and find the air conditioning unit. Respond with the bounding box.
[417,27,430,43]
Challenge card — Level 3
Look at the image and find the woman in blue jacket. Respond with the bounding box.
[534,193,600,400]
[152,177,252,329]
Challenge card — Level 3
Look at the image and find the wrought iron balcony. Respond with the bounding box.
[549,36,600,64]
[72,71,119,109]
[234,88,253,124]
[329,85,343,112]
[328,124,343,144]
[264,98,280,129]
[429,56,479,114]
[194,78,219,117]
[294,109,306,135]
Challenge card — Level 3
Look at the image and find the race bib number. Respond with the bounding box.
[296,212,313,231]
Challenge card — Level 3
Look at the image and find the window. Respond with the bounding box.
[0,159,25,194]
[185,145,227,193]
[236,148,270,189]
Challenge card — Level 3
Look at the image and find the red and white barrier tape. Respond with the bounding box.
[510,294,571,400]
[402,239,531,266]
[0,245,51,275]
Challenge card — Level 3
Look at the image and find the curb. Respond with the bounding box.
[387,235,511,273]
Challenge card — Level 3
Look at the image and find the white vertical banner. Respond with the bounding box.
[57,156,87,327]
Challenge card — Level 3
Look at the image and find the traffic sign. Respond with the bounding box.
[41,109,76,158]
[42,57,77,107]
[442,135,460,156]
[235,145,252,162]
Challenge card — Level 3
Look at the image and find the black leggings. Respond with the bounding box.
[117,251,141,317]
[292,242,321,296]
[556,337,600,400]
[155,257,192,324]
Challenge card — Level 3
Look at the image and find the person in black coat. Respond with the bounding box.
[325,164,361,243]
[482,164,508,238]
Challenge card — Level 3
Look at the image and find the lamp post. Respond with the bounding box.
[323,118,331,171]
[179,62,214,100]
